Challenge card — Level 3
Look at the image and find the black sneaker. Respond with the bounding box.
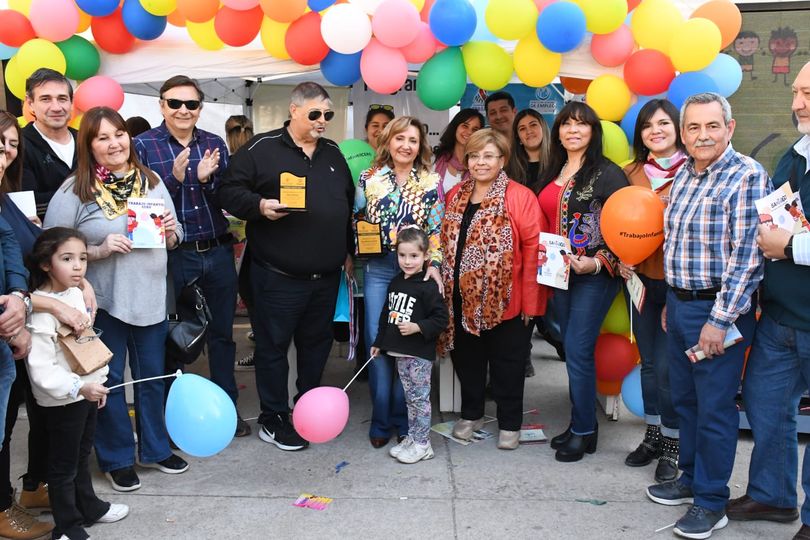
[137,453,189,474]
[647,479,694,506]
[674,505,728,539]
[105,467,141,492]
[234,352,255,371]
[258,413,309,451]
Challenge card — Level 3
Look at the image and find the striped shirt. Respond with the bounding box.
[134,123,230,242]
[663,144,771,330]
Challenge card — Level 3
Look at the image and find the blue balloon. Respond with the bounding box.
[308,0,337,11]
[620,101,646,144]
[75,0,118,17]
[536,1,586,53]
[700,53,743,98]
[320,50,362,87]
[0,43,17,61]
[165,374,237,458]
[121,0,167,41]
[430,0,476,47]
[621,365,644,418]
[471,0,496,42]
[667,72,720,109]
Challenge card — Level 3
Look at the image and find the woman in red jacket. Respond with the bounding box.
[439,128,547,451]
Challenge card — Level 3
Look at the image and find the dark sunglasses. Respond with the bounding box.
[163,98,201,111]
[308,109,335,122]
[369,104,393,111]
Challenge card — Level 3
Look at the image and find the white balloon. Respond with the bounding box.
[322,4,373,54]
[349,0,385,15]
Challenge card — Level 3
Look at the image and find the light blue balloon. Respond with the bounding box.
[0,44,17,61]
[667,72,720,110]
[537,1,586,53]
[699,53,743,98]
[471,0,496,42]
[429,0,477,47]
[621,365,644,418]
[121,0,167,41]
[165,373,237,457]
[320,50,362,87]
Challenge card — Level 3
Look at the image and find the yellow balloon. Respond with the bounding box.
[140,0,177,17]
[462,41,513,92]
[630,0,684,52]
[485,0,538,41]
[585,75,631,122]
[9,0,32,15]
[579,0,626,35]
[76,9,92,33]
[17,116,29,128]
[5,57,26,100]
[187,19,224,51]
[16,39,67,80]
[409,0,425,11]
[669,18,721,73]
[601,120,630,165]
[514,33,560,87]
[260,17,290,60]
[69,113,83,130]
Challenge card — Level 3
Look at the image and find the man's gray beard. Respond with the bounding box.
[798,122,810,135]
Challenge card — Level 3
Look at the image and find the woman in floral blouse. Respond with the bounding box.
[354,116,443,449]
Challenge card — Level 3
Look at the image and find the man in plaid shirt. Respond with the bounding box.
[645,93,771,539]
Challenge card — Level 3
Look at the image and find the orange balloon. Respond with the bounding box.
[260,0,307,23]
[597,379,622,396]
[560,76,591,94]
[690,0,741,49]
[176,0,219,24]
[22,101,34,122]
[601,185,665,266]
[167,9,186,27]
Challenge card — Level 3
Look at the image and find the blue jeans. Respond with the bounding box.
[742,312,810,520]
[170,245,238,403]
[363,253,407,439]
[94,310,172,472]
[666,290,756,512]
[624,276,678,435]
[551,271,620,435]
[0,343,16,448]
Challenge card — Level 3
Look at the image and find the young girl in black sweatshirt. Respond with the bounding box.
[370,227,448,464]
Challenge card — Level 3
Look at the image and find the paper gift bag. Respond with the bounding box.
[56,326,113,376]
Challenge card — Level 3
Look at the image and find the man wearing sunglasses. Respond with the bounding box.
[134,76,248,438]
[219,82,355,452]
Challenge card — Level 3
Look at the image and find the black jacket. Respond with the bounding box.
[21,124,77,219]
[373,271,448,361]
[218,125,354,275]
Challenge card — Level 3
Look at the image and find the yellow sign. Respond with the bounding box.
[356,219,383,256]
[280,172,306,210]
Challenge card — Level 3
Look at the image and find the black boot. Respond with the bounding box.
[655,435,679,483]
[625,424,661,467]
[555,430,598,462]
[550,425,572,450]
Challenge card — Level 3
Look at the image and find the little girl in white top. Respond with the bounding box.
[26,227,128,540]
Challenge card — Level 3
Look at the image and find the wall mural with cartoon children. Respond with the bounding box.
[769,26,798,86]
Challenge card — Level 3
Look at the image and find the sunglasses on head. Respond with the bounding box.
[308,109,335,122]
[163,98,201,111]
[369,104,394,111]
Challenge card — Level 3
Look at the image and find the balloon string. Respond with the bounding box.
[107,369,182,391]
[343,356,375,392]
[629,290,635,344]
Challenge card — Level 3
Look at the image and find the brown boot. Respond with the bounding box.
[0,502,53,539]
[18,484,49,513]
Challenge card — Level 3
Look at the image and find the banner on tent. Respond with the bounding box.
[351,79,450,148]
[461,84,565,126]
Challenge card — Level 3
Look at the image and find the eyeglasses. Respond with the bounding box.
[163,99,201,111]
[369,104,394,112]
[75,328,104,344]
[468,153,502,163]
[308,109,335,122]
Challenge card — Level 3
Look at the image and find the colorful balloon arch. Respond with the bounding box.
[1,0,744,145]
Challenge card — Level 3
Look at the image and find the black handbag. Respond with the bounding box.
[166,276,212,365]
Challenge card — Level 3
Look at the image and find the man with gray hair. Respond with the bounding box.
[219,82,354,451]
[644,92,770,539]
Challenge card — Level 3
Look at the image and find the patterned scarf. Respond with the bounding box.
[438,170,514,355]
[94,165,144,220]
[643,150,687,191]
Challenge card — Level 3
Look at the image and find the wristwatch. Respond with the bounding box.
[784,235,795,261]
[9,290,32,317]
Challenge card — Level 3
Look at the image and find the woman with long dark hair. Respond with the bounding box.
[433,108,484,199]
[538,102,628,462]
[506,109,551,188]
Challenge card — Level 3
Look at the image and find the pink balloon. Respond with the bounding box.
[222,0,261,9]
[29,0,80,42]
[292,387,349,444]
[401,21,437,64]
[372,0,420,48]
[361,38,408,94]
[591,24,635,67]
[74,76,125,113]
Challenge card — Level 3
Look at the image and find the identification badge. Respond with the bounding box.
[355,219,383,257]
[279,172,307,211]
[626,272,646,313]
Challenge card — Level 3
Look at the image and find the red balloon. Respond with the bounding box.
[623,49,675,96]
[91,8,136,54]
[420,0,435,22]
[560,76,592,94]
[285,12,328,66]
[601,185,665,266]
[0,10,36,47]
[214,5,263,47]
[627,0,642,10]
[596,379,622,396]
[591,25,634,67]
[595,334,639,382]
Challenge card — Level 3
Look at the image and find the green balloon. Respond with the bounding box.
[601,290,630,335]
[417,47,467,111]
[56,36,101,82]
[339,139,375,186]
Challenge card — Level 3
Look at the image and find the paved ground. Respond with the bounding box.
[7,319,801,539]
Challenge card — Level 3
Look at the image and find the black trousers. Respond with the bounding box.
[451,316,527,431]
[0,361,48,511]
[45,400,109,540]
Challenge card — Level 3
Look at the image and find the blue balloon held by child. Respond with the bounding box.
[165,373,237,457]
[621,365,644,419]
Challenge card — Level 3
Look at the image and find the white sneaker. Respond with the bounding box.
[396,442,434,464]
[452,418,484,441]
[389,436,412,458]
[97,503,129,523]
